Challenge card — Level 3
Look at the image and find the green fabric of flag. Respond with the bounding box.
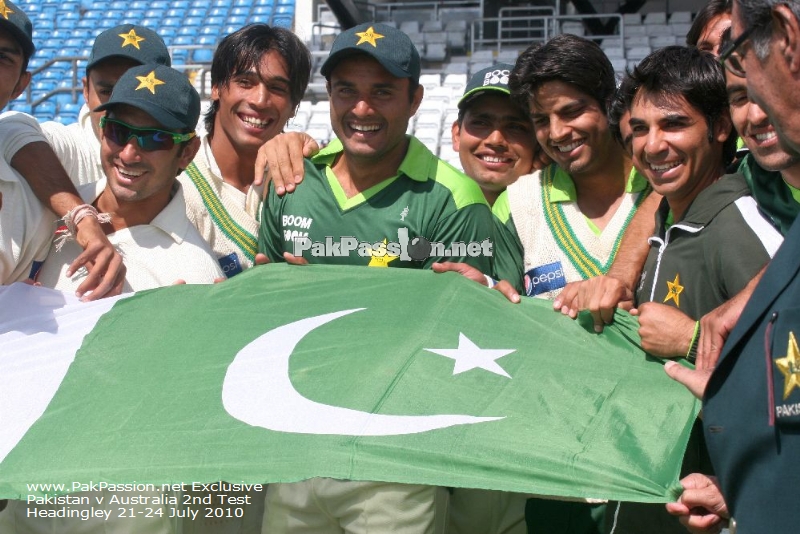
[0,265,698,501]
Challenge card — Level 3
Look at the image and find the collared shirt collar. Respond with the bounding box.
[547,165,648,203]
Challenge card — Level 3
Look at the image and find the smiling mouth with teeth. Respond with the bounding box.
[241,116,269,128]
[117,167,144,179]
[350,123,381,132]
[556,140,583,152]
[754,131,776,142]
[479,155,512,164]
[649,161,681,172]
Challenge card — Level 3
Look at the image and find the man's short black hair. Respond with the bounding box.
[509,35,615,115]
[735,0,800,59]
[617,46,736,166]
[203,24,311,136]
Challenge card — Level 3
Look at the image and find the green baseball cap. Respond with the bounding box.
[321,22,420,82]
[458,63,514,110]
[0,0,34,60]
[94,64,200,131]
[87,24,170,73]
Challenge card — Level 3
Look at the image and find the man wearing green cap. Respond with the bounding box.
[0,23,171,186]
[0,0,124,299]
[448,62,537,297]
[444,68,533,534]
[259,22,493,534]
[33,64,222,291]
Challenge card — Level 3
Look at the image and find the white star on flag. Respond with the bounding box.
[425,333,515,378]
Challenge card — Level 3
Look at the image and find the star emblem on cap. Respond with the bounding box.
[119,29,145,49]
[135,70,165,94]
[0,0,14,20]
[663,273,683,307]
[775,332,800,400]
[355,26,384,47]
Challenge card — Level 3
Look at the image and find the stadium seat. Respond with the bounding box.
[144,9,164,18]
[163,18,183,27]
[273,16,293,28]
[231,6,250,16]
[644,12,667,25]
[35,101,57,121]
[198,35,218,45]
[188,7,207,17]
[228,15,247,26]
[166,8,186,18]
[422,20,444,32]
[192,48,214,63]
[419,74,441,91]
[442,73,467,92]
[670,11,692,24]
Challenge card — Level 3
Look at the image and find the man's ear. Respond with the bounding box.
[178,136,201,171]
[451,120,461,151]
[10,71,31,101]
[713,110,733,144]
[773,4,800,73]
[409,84,424,116]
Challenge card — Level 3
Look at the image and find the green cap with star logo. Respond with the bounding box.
[321,22,420,83]
[458,63,514,110]
[0,0,34,60]
[87,24,170,73]
[94,64,200,131]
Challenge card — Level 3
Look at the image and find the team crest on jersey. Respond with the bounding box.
[663,273,683,307]
[773,311,800,425]
[524,261,565,296]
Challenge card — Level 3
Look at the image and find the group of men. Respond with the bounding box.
[1,0,799,532]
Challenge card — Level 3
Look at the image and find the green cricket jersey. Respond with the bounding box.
[491,191,524,293]
[259,137,494,273]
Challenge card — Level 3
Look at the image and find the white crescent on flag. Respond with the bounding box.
[222,308,504,436]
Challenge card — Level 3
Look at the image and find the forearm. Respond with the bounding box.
[11,141,82,217]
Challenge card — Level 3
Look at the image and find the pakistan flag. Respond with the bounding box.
[0,265,698,501]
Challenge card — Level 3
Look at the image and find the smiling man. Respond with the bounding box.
[605,45,782,534]
[450,62,535,295]
[178,24,311,277]
[35,64,223,292]
[505,34,650,302]
[258,22,493,534]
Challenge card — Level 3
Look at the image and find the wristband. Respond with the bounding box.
[686,320,700,362]
[483,274,497,288]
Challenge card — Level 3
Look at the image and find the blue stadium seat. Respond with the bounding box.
[109,0,126,9]
[253,5,273,16]
[234,0,252,6]
[212,0,232,6]
[273,16,293,28]
[77,19,95,29]
[141,18,160,29]
[82,10,102,19]
[166,8,186,18]
[192,48,214,63]
[144,9,164,18]
[208,9,227,19]
[35,102,57,121]
[33,80,58,93]
[198,35,218,45]
[130,1,149,10]
[9,102,32,114]
[162,18,182,27]
[227,15,247,26]
[231,7,250,16]
[172,0,190,8]
[61,102,82,115]
[191,0,207,8]
[188,8,206,17]
[178,26,199,36]
[200,25,220,35]
[185,17,203,26]
[66,37,87,48]
[173,35,194,45]
[170,49,188,64]
[223,24,242,34]
[158,28,177,41]
[275,5,294,15]
[151,0,170,9]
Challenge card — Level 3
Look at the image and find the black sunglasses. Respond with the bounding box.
[100,116,196,152]
[719,25,755,78]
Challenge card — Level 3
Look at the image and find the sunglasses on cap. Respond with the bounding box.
[100,116,196,152]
